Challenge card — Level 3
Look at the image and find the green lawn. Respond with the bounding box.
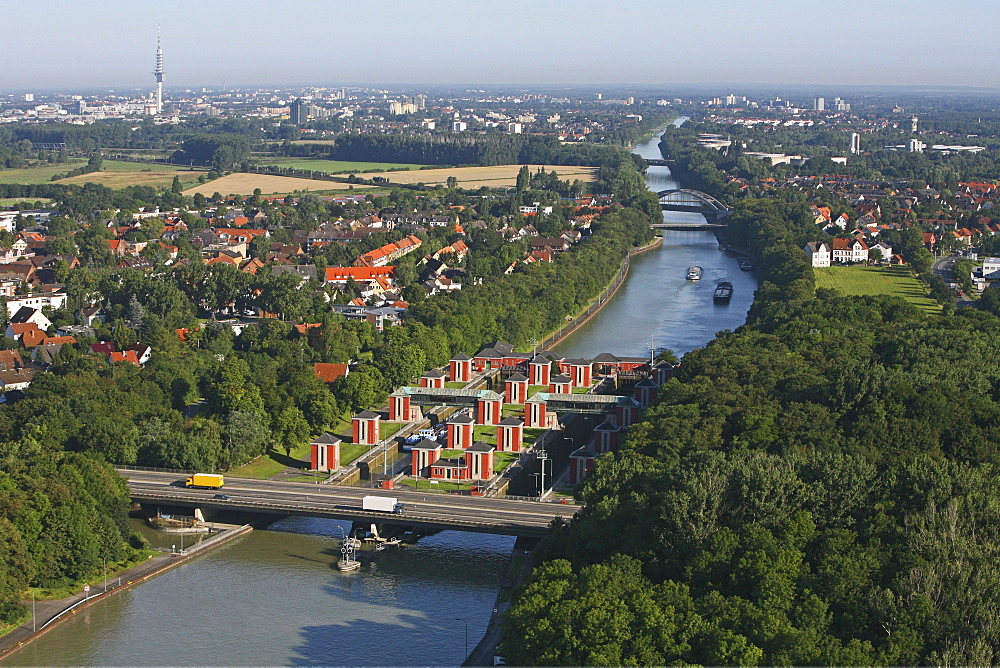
[814,265,940,315]
[227,441,312,479]
[340,442,370,465]
[445,381,467,389]
[494,452,518,472]
[380,422,403,440]
[524,428,547,444]
[473,425,497,444]
[502,404,525,418]
[28,549,160,600]
[258,158,430,173]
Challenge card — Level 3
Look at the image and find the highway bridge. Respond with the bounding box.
[122,470,578,538]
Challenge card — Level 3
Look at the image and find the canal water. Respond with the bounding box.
[6,519,510,667]
[3,125,756,667]
[554,121,757,359]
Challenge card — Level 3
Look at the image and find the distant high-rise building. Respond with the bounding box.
[832,97,851,112]
[152,27,164,114]
[23,93,34,102]
[725,94,737,106]
[911,116,919,133]
[850,132,861,155]
[507,122,523,134]
[814,97,825,111]
[389,101,419,115]
[908,138,925,152]
[451,121,467,132]
[290,100,308,124]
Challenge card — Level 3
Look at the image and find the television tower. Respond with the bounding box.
[153,26,164,114]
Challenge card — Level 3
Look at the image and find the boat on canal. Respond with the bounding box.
[336,534,362,571]
[686,265,703,280]
[713,281,733,303]
[738,257,753,271]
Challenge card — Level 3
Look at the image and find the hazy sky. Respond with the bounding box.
[2,0,998,90]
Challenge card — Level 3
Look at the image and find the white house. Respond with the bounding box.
[5,292,68,317]
[832,238,869,263]
[8,306,51,330]
[871,242,894,263]
[804,242,831,268]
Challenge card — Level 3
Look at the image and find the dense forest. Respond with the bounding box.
[500,196,1000,665]
[290,133,644,168]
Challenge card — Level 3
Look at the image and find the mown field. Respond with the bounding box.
[358,164,597,188]
[258,158,431,172]
[182,173,375,196]
[0,159,205,189]
[60,161,207,188]
[814,265,941,315]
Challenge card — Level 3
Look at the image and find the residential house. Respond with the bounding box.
[5,292,67,317]
[804,242,832,268]
[9,306,51,330]
[831,237,869,263]
[870,242,894,263]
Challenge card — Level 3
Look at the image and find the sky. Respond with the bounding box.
[2,0,998,91]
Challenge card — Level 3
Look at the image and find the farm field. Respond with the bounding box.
[60,161,206,189]
[814,265,941,315]
[182,173,375,196]
[356,163,597,187]
[258,158,431,172]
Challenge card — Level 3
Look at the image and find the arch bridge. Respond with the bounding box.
[656,189,731,225]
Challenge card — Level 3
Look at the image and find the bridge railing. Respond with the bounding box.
[117,464,195,474]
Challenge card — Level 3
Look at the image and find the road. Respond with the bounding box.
[933,254,956,279]
[121,470,579,537]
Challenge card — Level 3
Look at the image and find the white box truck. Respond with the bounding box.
[362,496,404,514]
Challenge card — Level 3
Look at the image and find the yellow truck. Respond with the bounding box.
[185,473,225,489]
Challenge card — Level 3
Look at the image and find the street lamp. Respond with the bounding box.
[455,617,469,660]
[537,449,548,497]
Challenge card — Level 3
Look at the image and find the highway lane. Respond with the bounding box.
[121,470,579,534]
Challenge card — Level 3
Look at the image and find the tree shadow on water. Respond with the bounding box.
[289,614,461,666]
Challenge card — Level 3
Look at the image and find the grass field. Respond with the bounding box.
[0,160,206,189]
[356,164,597,188]
[0,197,54,207]
[226,441,312,479]
[259,158,430,172]
[0,162,85,185]
[814,265,941,315]
[183,172,375,196]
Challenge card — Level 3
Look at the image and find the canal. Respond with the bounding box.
[3,125,756,667]
[555,120,757,359]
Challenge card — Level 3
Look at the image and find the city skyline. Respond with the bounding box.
[2,0,998,90]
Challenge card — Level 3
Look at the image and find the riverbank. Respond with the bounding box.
[536,236,663,352]
[0,524,253,662]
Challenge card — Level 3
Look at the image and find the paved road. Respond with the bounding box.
[121,470,579,536]
[933,254,956,279]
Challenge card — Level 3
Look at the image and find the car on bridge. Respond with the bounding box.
[213,494,232,501]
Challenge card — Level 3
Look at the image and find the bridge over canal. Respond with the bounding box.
[122,470,577,538]
[657,188,731,225]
